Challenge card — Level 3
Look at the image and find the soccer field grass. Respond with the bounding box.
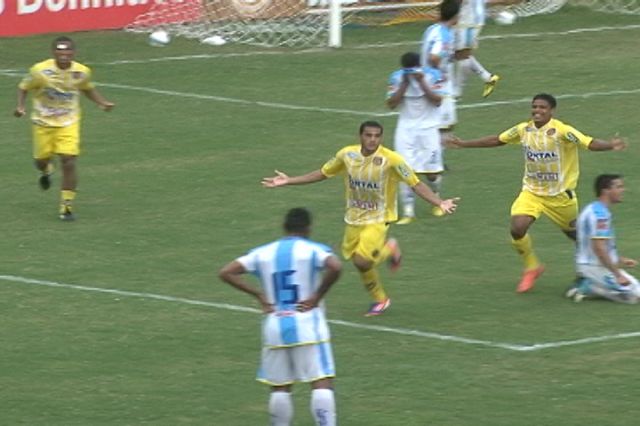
[1,7,640,425]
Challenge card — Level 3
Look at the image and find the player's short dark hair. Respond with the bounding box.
[52,36,74,50]
[532,93,557,109]
[359,120,383,135]
[440,0,460,22]
[594,174,623,196]
[401,52,420,69]
[284,207,312,233]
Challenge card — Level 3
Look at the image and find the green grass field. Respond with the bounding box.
[1,6,640,425]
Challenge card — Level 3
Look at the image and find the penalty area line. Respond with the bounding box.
[2,274,639,352]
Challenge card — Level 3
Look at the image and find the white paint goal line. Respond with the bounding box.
[2,274,639,352]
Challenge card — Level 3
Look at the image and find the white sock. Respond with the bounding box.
[311,389,336,426]
[269,391,293,426]
[454,59,471,97]
[399,182,415,217]
[427,175,442,195]
[468,56,492,82]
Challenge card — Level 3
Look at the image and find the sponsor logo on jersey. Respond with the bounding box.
[596,218,609,230]
[348,175,380,190]
[42,69,56,77]
[346,152,359,160]
[525,147,558,162]
[45,88,74,101]
[397,164,412,178]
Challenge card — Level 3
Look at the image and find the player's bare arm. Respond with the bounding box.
[413,72,443,106]
[412,181,460,214]
[219,260,275,313]
[262,169,327,188]
[14,88,28,117]
[448,134,506,148]
[82,88,115,111]
[386,76,410,109]
[592,239,629,286]
[297,256,342,312]
[588,135,627,151]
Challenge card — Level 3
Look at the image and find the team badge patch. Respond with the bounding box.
[72,71,85,80]
[546,128,556,136]
[373,157,383,166]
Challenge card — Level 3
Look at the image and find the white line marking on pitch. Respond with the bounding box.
[2,66,638,116]
[2,274,639,352]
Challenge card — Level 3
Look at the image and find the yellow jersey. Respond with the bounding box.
[499,118,593,196]
[321,144,420,225]
[19,59,95,127]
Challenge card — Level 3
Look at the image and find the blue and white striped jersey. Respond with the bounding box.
[420,22,455,92]
[576,201,619,266]
[237,236,334,348]
[459,0,487,27]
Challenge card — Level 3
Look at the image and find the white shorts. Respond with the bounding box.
[455,26,482,51]
[394,126,443,174]
[439,96,457,128]
[257,342,335,386]
[577,264,640,303]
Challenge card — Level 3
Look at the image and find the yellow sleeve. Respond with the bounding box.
[389,151,420,187]
[498,122,525,145]
[320,148,345,178]
[18,66,42,91]
[76,65,95,91]
[559,122,593,149]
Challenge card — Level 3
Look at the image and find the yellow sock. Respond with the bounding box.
[60,190,76,211]
[360,268,388,302]
[511,234,540,270]
[377,243,392,265]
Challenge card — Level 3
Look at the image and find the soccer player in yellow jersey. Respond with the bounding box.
[451,93,626,293]
[14,36,115,221]
[262,121,460,316]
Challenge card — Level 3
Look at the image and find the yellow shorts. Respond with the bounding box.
[511,189,578,231]
[33,122,80,159]
[342,222,389,263]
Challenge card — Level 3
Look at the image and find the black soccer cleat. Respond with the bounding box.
[59,206,75,221]
[39,174,51,190]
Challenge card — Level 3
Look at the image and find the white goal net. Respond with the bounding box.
[125,0,640,48]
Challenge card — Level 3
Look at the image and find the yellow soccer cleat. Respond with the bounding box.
[482,74,501,98]
[396,216,415,225]
[431,206,445,217]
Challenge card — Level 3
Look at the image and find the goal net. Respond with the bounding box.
[126,1,640,48]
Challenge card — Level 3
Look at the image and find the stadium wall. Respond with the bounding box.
[0,0,193,37]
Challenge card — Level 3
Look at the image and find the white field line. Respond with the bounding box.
[2,274,639,352]
[2,68,638,116]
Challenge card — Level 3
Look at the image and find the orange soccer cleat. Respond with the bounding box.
[516,265,545,293]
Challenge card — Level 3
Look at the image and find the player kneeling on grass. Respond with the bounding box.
[568,174,640,304]
[219,208,342,426]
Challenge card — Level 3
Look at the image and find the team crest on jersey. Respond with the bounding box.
[373,157,383,166]
[546,128,556,136]
[42,69,56,77]
[72,71,85,80]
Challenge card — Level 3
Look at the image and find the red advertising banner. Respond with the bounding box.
[0,0,171,37]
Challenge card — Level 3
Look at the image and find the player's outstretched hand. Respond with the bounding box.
[610,134,627,151]
[620,257,638,268]
[443,134,463,148]
[262,170,289,188]
[439,197,460,214]
[100,101,115,112]
[13,107,25,118]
